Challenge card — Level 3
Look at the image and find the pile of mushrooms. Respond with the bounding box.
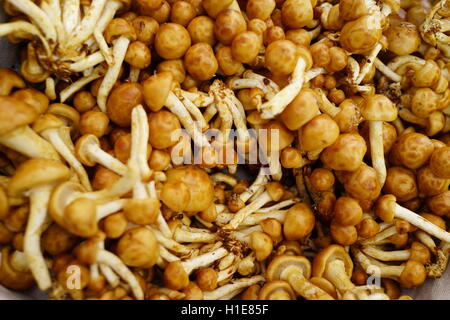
[0,0,448,301]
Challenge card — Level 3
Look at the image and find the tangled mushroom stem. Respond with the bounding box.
[23,185,53,290]
[203,275,265,300]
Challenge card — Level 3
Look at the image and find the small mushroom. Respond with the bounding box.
[0,96,60,160]
[8,158,71,290]
[266,254,334,300]
[361,94,398,185]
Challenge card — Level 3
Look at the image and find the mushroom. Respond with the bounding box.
[0,96,60,161]
[0,68,25,95]
[375,195,450,243]
[312,245,356,295]
[0,247,35,291]
[143,72,210,147]
[8,158,71,290]
[97,18,137,112]
[258,280,297,300]
[203,275,265,300]
[75,134,127,175]
[266,255,334,300]
[74,237,144,299]
[360,94,398,186]
[352,248,427,288]
[163,246,229,290]
[33,114,92,191]
[260,44,314,119]
[224,181,285,230]
[361,242,430,264]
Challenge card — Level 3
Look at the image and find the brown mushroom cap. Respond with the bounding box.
[375,194,397,222]
[142,72,173,112]
[0,96,38,136]
[107,82,144,127]
[399,260,427,288]
[258,280,296,300]
[8,159,71,197]
[163,165,214,212]
[0,68,25,96]
[32,114,64,134]
[12,88,49,115]
[116,227,159,268]
[312,244,353,278]
[361,94,398,122]
[342,163,381,201]
[266,254,312,281]
[320,133,367,171]
[0,247,35,290]
[75,134,101,167]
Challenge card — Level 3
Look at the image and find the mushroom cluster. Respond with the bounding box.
[0,0,448,300]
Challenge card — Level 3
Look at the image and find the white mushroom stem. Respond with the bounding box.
[166,92,210,147]
[93,0,122,65]
[361,245,411,261]
[356,43,383,85]
[151,228,193,255]
[178,91,208,131]
[374,58,402,83]
[97,36,130,112]
[60,65,105,102]
[96,199,126,220]
[342,286,389,300]
[132,105,152,180]
[316,89,340,117]
[229,78,269,94]
[159,245,180,262]
[353,248,404,280]
[174,226,219,243]
[414,230,437,252]
[359,226,398,245]
[0,21,50,55]
[225,191,273,230]
[45,77,57,101]
[40,0,66,43]
[369,120,387,186]
[260,57,307,119]
[96,239,120,287]
[0,126,60,161]
[40,128,92,191]
[211,173,237,186]
[212,83,234,143]
[393,204,450,242]
[7,0,57,42]
[63,0,107,50]
[240,168,268,203]
[224,90,250,145]
[80,140,127,175]
[182,90,214,107]
[182,247,228,275]
[96,250,144,300]
[129,67,140,83]
[23,185,53,290]
[218,253,236,270]
[387,55,425,71]
[62,0,80,34]
[99,263,120,287]
[69,51,106,73]
[203,275,265,300]
[217,262,240,282]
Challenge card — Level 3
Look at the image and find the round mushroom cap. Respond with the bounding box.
[0,68,25,96]
[142,72,174,112]
[258,280,296,300]
[12,88,49,115]
[312,244,353,278]
[32,114,64,134]
[375,194,397,222]
[8,159,71,197]
[49,181,85,226]
[361,94,398,122]
[0,96,37,136]
[266,254,311,281]
[163,165,214,212]
[75,134,101,166]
